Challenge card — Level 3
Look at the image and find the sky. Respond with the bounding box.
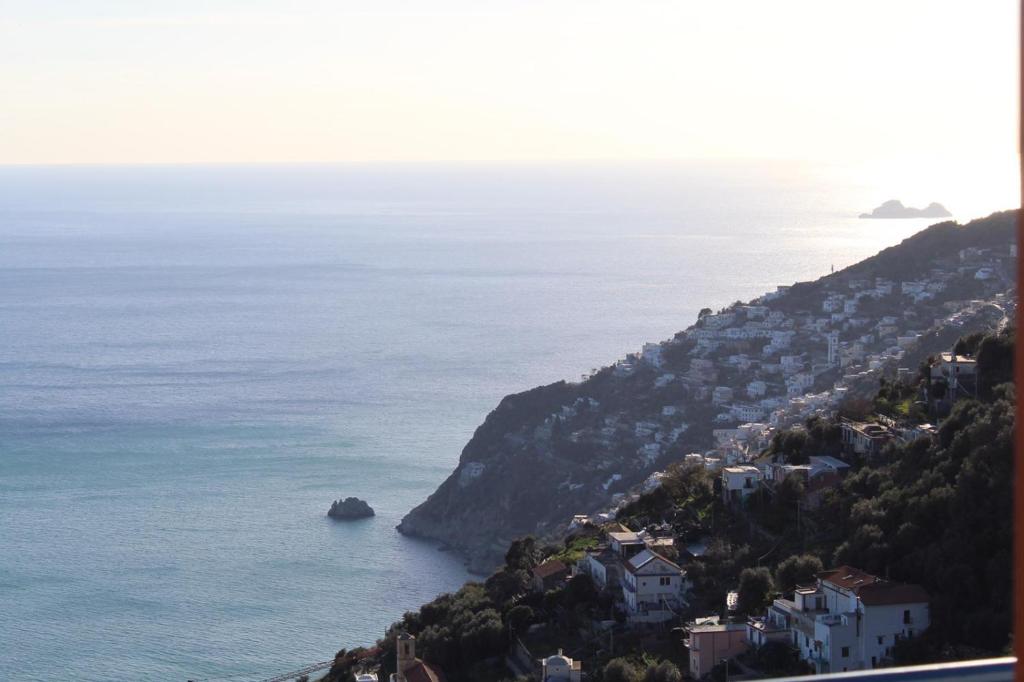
[0,1,1017,164]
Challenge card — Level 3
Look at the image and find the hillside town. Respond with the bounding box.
[330,215,1016,682]
[572,239,1014,526]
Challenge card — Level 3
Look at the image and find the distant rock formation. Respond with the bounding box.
[860,200,951,219]
[328,497,375,520]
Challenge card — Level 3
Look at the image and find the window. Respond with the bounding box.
[659,576,671,586]
[877,636,884,645]
[903,609,911,624]
[841,646,849,658]
[872,657,877,668]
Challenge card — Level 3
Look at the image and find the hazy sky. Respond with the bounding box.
[0,1,1017,164]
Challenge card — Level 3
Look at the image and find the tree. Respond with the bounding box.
[505,604,534,634]
[485,567,529,605]
[457,608,505,659]
[736,567,773,616]
[643,660,683,682]
[750,641,812,676]
[975,330,1014,397]
[771,473,805,531]
[774,554,824,594]
[603,658,641,682]
[563,573,598,608]
[505,536,539,571]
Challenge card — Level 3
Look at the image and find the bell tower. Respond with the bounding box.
[395,632,416,681]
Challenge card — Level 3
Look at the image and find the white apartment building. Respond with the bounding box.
[622,549,688,623]
[755,566,929,674]
[721,466,761,504]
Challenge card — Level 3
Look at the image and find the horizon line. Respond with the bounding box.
[0,153,1015,169]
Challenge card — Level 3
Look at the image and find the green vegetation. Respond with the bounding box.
[735,567,773,617]
[329,326,1013,680]
[325,526,680,682]
[772,554,824,594]
[762,416,841,464]
[549,535,601,564]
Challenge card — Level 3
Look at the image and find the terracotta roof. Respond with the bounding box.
[858,582,930,606]
[404,660,446,682]
[818,566,928,605]
[532,560,569,579]
[818,566,880,590]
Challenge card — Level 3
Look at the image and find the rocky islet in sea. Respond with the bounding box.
[327,497,375,520]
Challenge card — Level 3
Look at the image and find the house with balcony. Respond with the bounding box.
[621,549,688,623]
[839,419,894,458]
[750,566,929,674]
[608,530,646,559]
[721,466,762,505]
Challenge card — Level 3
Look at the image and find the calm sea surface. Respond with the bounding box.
[0,161,1014,681]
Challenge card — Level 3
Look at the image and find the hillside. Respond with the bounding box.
[397,211,1016,572]
[328,327,1014,682]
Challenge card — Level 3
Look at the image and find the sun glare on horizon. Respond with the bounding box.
[0,0,1016,165]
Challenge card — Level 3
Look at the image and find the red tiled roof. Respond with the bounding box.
[532,560,569,579]
[858,582,930,606]
[818,566,880,590]
[404,660,446,682]
[818,566,928,605]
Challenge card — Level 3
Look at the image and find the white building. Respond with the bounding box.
[712,386,734,405]
[730,403,767,422]
[622,549,688,623]
[721,466,762,504]
[759,566,929,674]
[827,331,840,367]
[641,342,665,368]
[541,650,582,682]
[746,380,767,399]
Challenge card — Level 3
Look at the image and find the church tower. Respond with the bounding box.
[395,632,416,681]
[827,331,840,367]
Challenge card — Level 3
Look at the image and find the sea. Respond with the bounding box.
[0,159,1015,681]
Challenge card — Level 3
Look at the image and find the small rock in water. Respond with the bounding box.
[327,497,375,520]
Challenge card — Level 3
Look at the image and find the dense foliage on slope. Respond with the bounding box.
[326,332,1013,682]
[630,328,1016,661]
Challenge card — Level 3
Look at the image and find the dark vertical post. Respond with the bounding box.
[1016,2,1024,678]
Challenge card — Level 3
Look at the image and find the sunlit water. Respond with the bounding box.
[0,159,1015,681]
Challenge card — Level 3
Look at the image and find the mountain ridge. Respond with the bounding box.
[398,210,1017,572]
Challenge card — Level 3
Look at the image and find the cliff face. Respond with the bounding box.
[398,211,1017,573]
